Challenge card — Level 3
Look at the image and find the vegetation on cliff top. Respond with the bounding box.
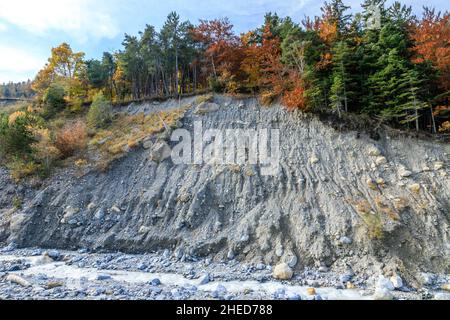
[0,0,449,181]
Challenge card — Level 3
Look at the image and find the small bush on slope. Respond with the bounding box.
[87,92,113,129]
[54,120,87,158]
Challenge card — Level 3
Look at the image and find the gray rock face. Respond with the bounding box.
[1,95,449,285]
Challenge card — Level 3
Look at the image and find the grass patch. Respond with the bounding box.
[195,94,214,105]
[353,199,384,239]
[12,196,22,210]
[89,107,186,169]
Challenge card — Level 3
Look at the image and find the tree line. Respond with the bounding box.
[31,0,449,133]
[0,81,34,99]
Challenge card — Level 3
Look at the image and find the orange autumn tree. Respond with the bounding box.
[411,8,450,132]
[282,73,307,111]
[411,8,450,91]
[316,5,339,71]
[241,23,307,109]
[241,24,285,102]
[191,18,244,92]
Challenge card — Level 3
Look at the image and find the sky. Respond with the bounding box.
[0,0,448,83]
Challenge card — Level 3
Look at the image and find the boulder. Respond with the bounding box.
[408,183,421,194]
[34,254,55,266]
[110,205,121,213]
[375,156,387,165]
[339,236,353,245]
[434,162,444,170]
[61,206,78,224]
[143,139,153,150]
[390,274,403,289]
[377,275,395,291]
[306,288,316,296]
[398,167,412,178]
[139,226,151,235]
[309,154,320,164]
[282,252,298,268]
[441,283,450,292]
[6,274,31,287]
[273,263,293,280]
[149,141,171,163]
[368,147,381,157]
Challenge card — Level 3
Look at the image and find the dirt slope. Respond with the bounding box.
[1,95,449,286]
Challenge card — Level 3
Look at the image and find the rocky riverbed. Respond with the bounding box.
[1,95,449,300]
[0,247,449,300]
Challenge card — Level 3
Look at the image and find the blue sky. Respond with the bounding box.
[0,0,448,83]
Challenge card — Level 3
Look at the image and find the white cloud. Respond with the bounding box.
[0,45,46,83]
[0,0,119,42]
[0,22,7,32]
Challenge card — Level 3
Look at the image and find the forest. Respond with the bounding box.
[1,0,449,181]
[24,0,448,133]
[0,81,34,99]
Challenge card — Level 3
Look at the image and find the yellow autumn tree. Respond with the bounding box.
[32,43,87,103]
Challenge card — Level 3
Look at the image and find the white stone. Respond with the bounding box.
[110,205,121,213]
[390,274,403,289]
[434,162,444,170]
[368,146,382,157]
[6,274,31,287]
[339,236,353,245]
[139,226,151,234]
[377,275,395,291]
[310,154,320,164]
[408,183,421,193]
[398,167,412,178]
[273,263,294,280]
[282,252,298,268]
[375,156,387,165]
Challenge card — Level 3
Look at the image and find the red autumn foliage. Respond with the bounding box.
[191,18,243,78]
[282,72,307,111]
[411,9,450,90]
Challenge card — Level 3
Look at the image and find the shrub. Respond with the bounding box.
[208,77,224,93]
[0,111,36,156]
[87,93,112,128]
[439,121,450,133]
[68,97,84,114]
[54,120,87,158]
[8,158,41,182]
[42,84,66,117]
[12,196,22,210]
[31,127,61,173]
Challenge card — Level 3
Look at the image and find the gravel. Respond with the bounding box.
[0,247,448,300]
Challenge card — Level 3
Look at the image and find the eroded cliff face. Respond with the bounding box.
[1,95,449,285]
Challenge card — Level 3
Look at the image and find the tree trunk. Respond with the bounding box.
[211,56,217,80]
[175,45,179,97]
[430,104,437,134]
